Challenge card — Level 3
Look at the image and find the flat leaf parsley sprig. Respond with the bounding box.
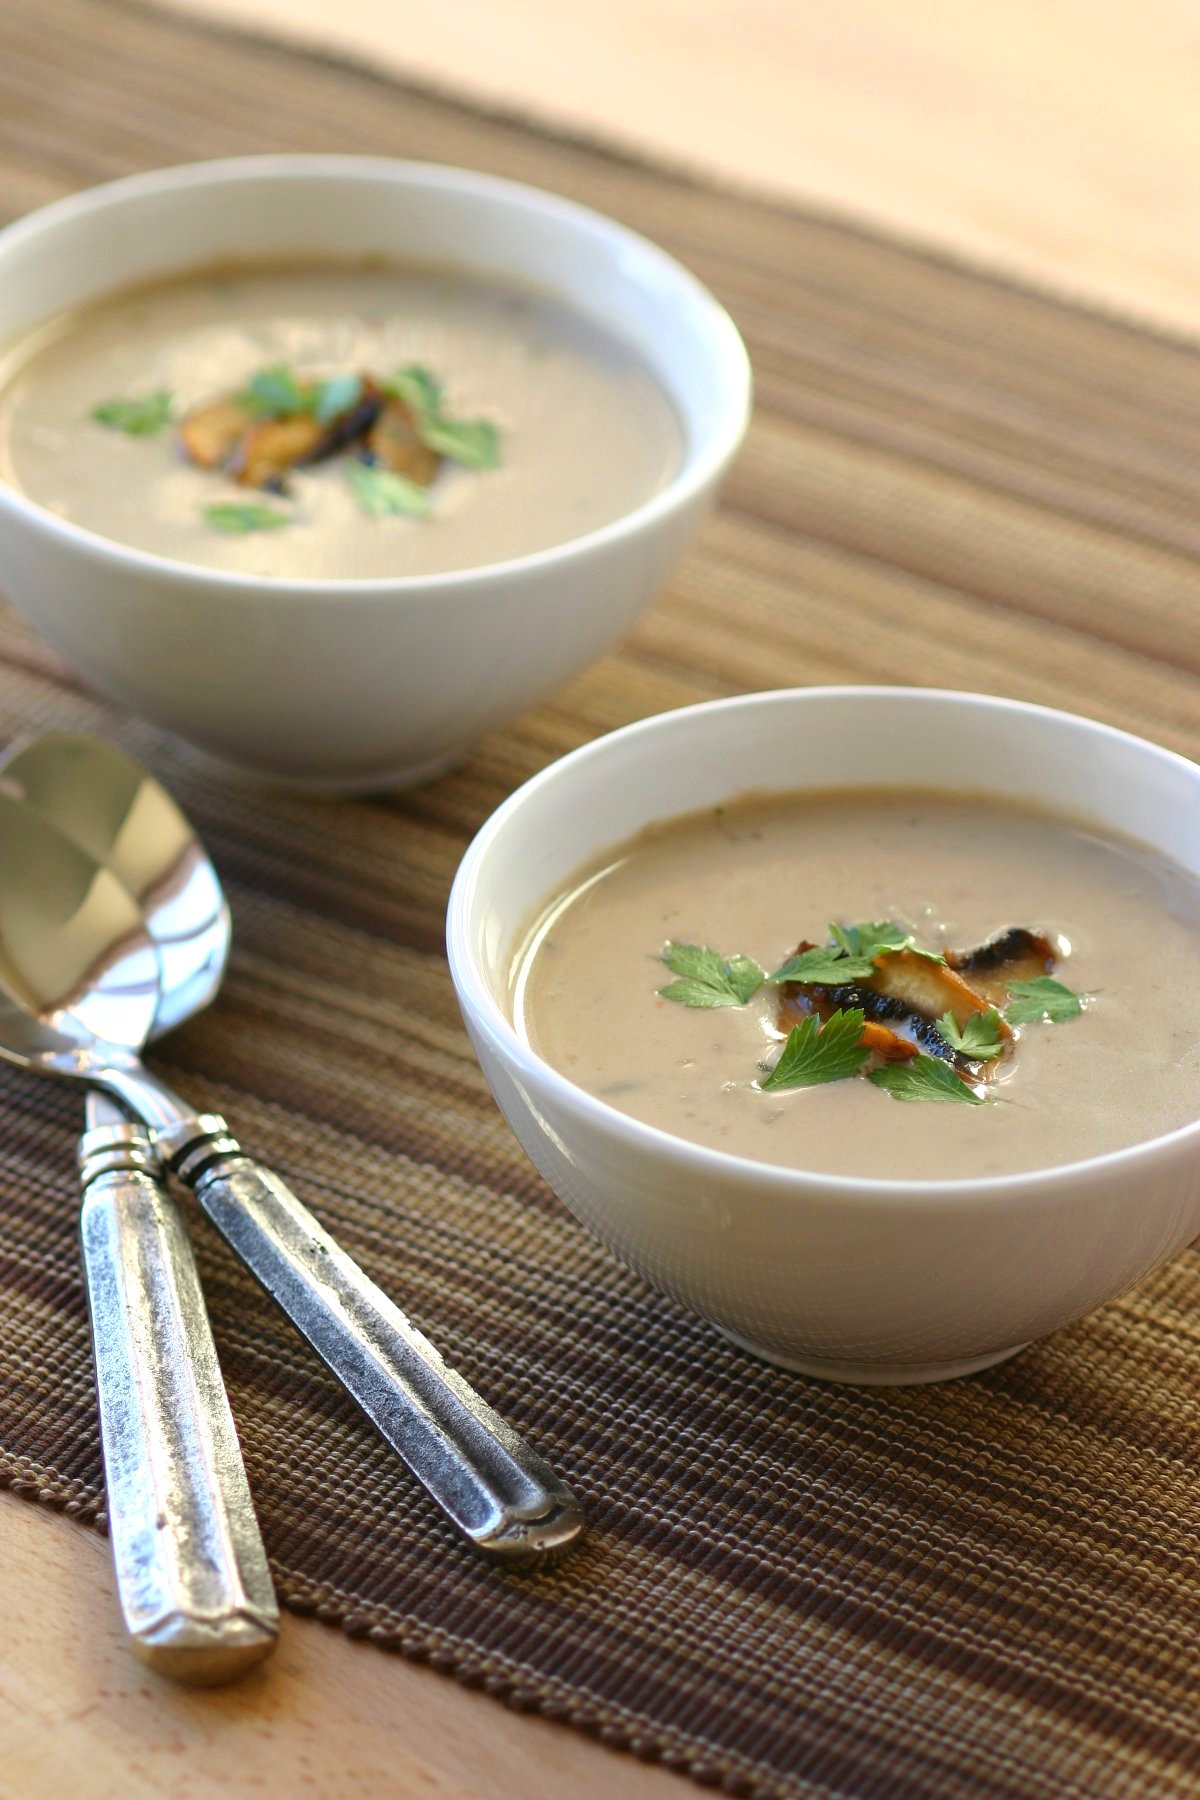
[869,1056,988,1106]
[760,1009,871,1092]
[91,390,174,436]
[1004,978,1083,1025]
[934,1007,1005,1061]
[658,940,766,1009]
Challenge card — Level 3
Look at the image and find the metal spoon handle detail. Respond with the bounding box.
[158,1116,584,1566]
[77,1117,279,1683]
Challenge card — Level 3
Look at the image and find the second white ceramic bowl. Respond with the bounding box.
[448,688,1200,1385]
[0,156,750,788]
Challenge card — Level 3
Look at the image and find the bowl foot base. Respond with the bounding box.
[716,1326,1030,1387]
[178,739,467,794]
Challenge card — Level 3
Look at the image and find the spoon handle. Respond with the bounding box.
[78,1113,279,1683]
[158,1116,584,1565]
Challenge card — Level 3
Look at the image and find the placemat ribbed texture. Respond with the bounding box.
[1,3,1198,1795]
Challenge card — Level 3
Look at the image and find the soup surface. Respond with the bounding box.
[512,788,1200,1181]
[0,263,683,578]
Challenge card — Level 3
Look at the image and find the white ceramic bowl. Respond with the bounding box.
[448,687,1200,1385]
[0,156,750,789]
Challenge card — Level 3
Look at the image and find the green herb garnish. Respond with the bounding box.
[869,1055,989,1105]
[1004,978,1083,1025]
[658,942,766,1008]
[767,919,943,986]
[767,946,877,985]
[833,920,947,964]
[385,363,501,470]
[830,920,909,959]
[760,1008,871,1091]
[91,390,174,436]
[239,363,313,418]
[345,462,433,519]
[203,501,290,534]
[935,1007,1005,1061]
[313,372,364,425]
[417,414,500,470]
[386,364,444,414]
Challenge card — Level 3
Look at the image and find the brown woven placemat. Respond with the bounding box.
[2,2,1199,1795]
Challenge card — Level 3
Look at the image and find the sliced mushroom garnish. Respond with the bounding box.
[871,948,1009,1038]
[945,927,1057,1006]
[778,984,917,1061]
[319,379,383,457]
[778,980,978,1075]
[365,396,441,486]
[768,921,1068,1091]
[177,399,248,471]
[230,415,329,490]
[177,369,458,499]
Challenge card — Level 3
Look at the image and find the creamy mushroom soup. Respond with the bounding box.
[511,788,1200,1182]
[0,263,683,579]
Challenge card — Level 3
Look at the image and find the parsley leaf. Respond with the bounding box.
[658,942,766,1008]
[385,364,501,470]
[203,502,290,534]
[760,1008,871,1091]
[869,1055,989,1105]
[345,462,433,519]
[767,946,877,984]
[239,363,314,418]
[830,920,910,959]
[313,372,364,424]
[935,1007,1005,1061]
[1004,978,1083,1025]
[91,390,174,436]
[767,919,946,986]
[417,414,500,470]
[386,365,444,414]
[831,918,947,964]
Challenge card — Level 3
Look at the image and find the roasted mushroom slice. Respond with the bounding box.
[946,928,1057,1006]
[778,984,917,1062]
[871,948,1009,1039]
[322,379,382,455]
[779,980,980,1076]
[177,399,247,471]
[231,414,329,490]
[365,397,441,487]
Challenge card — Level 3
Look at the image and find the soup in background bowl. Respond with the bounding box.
[0,261,684,580]
[447,688,1200,1386]
[0,157,749,788]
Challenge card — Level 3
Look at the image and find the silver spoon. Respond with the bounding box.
[0,736,584,1564]
[0,793,277,1681]
[0,730,229,1039]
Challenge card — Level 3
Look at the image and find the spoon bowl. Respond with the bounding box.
[0,789,161,1067]
[0,730,228,1035]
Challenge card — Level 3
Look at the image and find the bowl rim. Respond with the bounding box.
[447,684,1200,1204]
[0,153,752,600]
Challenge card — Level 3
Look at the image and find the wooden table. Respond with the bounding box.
[167,0,1200,338]
[2,5,1196,1794]
[0,1492,682,1797]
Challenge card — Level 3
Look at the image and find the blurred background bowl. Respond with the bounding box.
[0,154,750,789]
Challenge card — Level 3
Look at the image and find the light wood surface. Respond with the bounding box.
[0,1491,679,1797]
[8,4,1198,1795]
[167,0,1200,337]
